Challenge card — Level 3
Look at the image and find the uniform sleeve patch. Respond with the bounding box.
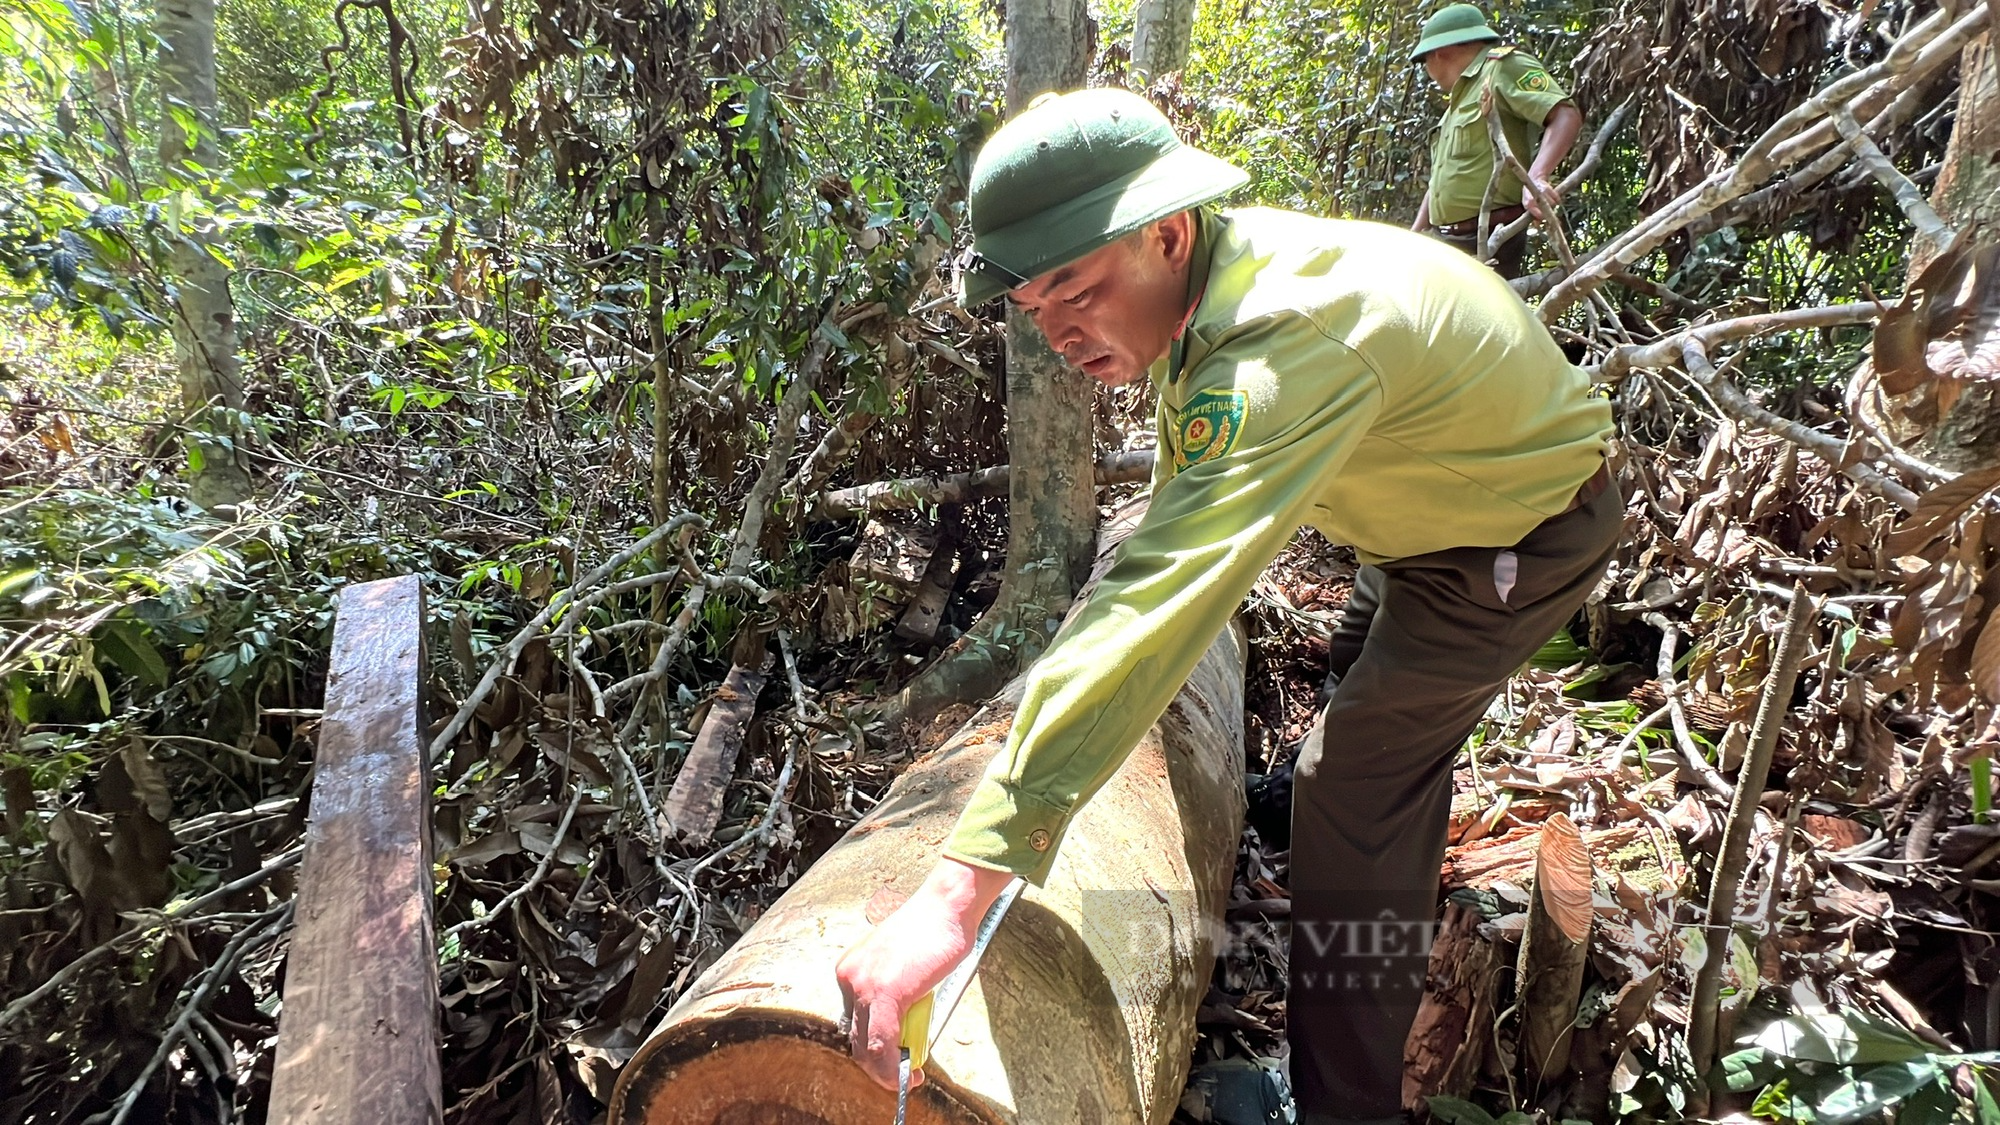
[1517,69,1554,93]
[1176,388,1249,470]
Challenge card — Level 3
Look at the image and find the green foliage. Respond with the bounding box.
[1721,1010,2000,1125]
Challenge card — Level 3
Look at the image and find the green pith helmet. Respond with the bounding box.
[958,88,1250,306]
[1410,4,1500,62]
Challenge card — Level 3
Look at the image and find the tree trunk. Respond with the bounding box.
[607,501,1246,1125]
[1917,32,1999,270]
[158,0,251,509]
[880,0,1099,726]
[1869,31,2000,471]
[1131,0,1196,82]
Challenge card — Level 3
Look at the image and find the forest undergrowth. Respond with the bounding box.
[4,0,2000,1120]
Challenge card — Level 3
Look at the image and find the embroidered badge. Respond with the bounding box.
[1176,389,1249,470]
[1517,69,1553,93]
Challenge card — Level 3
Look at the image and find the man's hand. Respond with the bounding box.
[835,857,1016,1091]
[1521,175,1561,221]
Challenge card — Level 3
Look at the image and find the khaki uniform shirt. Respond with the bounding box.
[1426,46,1570,226]
[942,207,1611,880]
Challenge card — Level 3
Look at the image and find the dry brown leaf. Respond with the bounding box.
[1885,465,2000,557]
[1970,606,2000,704]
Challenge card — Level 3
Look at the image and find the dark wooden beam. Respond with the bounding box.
[270,575,440,1124]
[663,659,770,845]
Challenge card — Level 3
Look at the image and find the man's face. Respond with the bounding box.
[1421,43,1476,91]
[1006,214,1194,388]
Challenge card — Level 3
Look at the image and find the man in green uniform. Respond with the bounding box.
[837,89,1619,1123]
[1410,4,1583,279]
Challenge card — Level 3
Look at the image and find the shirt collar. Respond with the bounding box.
[1168,208,1217,386]
[1451,50,1497,99]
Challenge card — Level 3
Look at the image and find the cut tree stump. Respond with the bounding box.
[1515,813,1594,1096]
[608,499,1247,1124]
[269,576,440,1125]
[1404,902,1506,1107]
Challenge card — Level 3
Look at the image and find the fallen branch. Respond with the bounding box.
[809,448,1155,519]
[1830,107,1955,263]
[427,512,707,763]
[99,901,296,1125]
[0,844,303,1032]
[1486,99,1578,275]
[1592,303,1883,383]
[1491,98,1633,261]
[1688,584,1813,1106]
[1644,613,1734,799]
[1541,5,1987,322]
[1699,76,1939,237]
[1680,339,1920,510]
[731,302,843,575]
[443,782,586,944]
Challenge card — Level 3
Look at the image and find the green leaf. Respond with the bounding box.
[0,567,40,601]
[327,264,374,291]
[1974,1065,2000,1125]
[1424,1096,1497,1125]
[1815,1060,1939,1124]
[1753,1010,1936,1067]
[1530,627,1586,670]
[1753,1077,1811,1121]
[94,620,169,688]
[88,663,111,716]
[1901,1078,1964,1125]
[1719,1047,1775,1093]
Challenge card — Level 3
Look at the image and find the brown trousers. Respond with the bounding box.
[1434,226,1528,281]
[1287,479,1622,1123]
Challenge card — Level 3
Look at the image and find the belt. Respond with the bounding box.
[1435,205,1525,237]
[1557,460,1613,516]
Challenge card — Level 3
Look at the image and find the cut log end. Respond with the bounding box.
[612,1021,995,1125]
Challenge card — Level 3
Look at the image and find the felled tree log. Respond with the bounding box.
[609,500,1246,1124]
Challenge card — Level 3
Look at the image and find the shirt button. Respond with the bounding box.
[1028,829,1052,852]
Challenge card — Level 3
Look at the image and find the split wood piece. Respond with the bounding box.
[609,498,1247,1125]
[1516,813,1595,1098]
[269,575,440,1125]
[896,536,961,644]
[1403,902,1507,1112]
[663,660,771,845]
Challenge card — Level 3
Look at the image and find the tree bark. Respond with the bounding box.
[1876,31,2000,471]
[157,0,251,509]
[880,0,1099,727]
[607,501,1246,1125]
[1131,0,1196,81]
